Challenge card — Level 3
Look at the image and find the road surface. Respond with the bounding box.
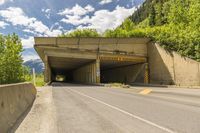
[14,83,200,133]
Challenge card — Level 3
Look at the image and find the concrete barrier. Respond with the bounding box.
[148,43,200,86]
[0,83,36,133]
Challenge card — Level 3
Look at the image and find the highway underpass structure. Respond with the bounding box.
[34,37,150,84]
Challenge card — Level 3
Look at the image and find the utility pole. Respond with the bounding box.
[33,68,36,86]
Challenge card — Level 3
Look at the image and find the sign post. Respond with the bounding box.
[33,68,36,86]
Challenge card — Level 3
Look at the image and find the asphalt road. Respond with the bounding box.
[15,82,200,133]
[52,83,200,133]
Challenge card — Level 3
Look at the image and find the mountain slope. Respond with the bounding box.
[105,0,200,61]
[131,0,168,25]
[23,59,44,74]
[22,48,40,62]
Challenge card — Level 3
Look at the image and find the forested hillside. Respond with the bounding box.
[131,0,168,26]
[106,0,200,61]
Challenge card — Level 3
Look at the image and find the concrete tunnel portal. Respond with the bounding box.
[34,37,150,84]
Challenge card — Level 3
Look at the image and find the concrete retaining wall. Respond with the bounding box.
[101,64,145,84]
[148,43,200,86]
[0,83,36,132]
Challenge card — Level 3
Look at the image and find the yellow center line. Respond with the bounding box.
[139,89,152,95]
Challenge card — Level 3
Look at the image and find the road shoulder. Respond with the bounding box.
[12,86,58,133]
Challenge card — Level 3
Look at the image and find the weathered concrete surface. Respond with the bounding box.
[174,52,200,86]
[13,87,57,133]
[34,37,149,83]
[35,37,149,57]
[148,43,200,86]
[73,61,98,83]
[0,83,36,133]
[147,43,174,85]
[35,37,200,86]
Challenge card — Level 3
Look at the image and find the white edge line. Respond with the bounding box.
[69,88,175,133]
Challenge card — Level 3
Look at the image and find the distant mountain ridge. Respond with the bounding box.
[23,59,44,74]
[22,48,40,62]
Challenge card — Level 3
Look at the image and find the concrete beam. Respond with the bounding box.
[44,50,97,60]
[34,37,151,46]
[99,54,147,62]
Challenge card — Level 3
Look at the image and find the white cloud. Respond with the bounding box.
[92,6,135,32]
[58,4,95,26]
[42,8,50,13]
[61,15,90,26]
[46,29,62,36]
[21,30,62,49]
[21,37,41,61]
[0,21,8,29]
[99,0,112,5]
[0,0,5,5]
[42,8,51,19]
[85,5,95,12]
[0,7,62,36]
[21,36,34,48]
[22,55,40,62]
[0,7,34,26]
[23,29,35,34]
[22,48,40,62]
[60,6,136,33]
[0,0,10,5]
[58,4,95,16]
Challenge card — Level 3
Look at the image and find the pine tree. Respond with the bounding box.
[149,6,156,26]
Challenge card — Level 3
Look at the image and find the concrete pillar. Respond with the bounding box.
[73,61,98,83]
[96,58,101,83]
[92,63,96,83]
[44,55,51,83]
[91,63,94,83]
[144,63,149,84]
[44,56,48,83]
[89,65,92,83]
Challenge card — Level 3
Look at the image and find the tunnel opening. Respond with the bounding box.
[49,56,97,83]
[100,60,146,84]
[48,56,147,84]
[51,69,73,82]
[35,37,150,85]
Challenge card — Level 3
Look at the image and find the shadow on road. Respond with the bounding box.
[51,82,100,88]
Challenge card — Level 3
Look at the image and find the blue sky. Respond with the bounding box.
[0,0,144,61]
